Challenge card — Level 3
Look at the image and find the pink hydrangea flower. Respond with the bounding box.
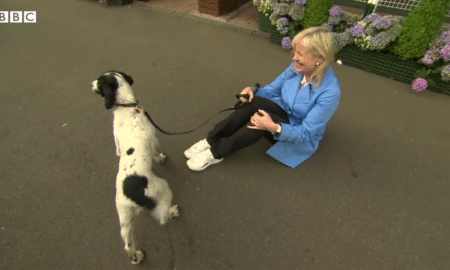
[411,78,428,92]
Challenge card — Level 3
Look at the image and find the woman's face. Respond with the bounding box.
[292,39,323,77]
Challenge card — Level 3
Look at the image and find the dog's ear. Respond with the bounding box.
[103,85,116,109]
[118,72,134,86]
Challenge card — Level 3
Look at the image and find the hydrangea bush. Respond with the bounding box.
[329,5,450,93]
[413,26,450,88]
[331,10,405,53]
[269,0,307,36]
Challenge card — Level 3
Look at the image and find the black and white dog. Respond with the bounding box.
[91,71,179,264]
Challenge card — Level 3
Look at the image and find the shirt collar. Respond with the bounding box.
[291,62,318,87]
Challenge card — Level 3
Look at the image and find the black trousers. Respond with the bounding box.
[207,96,290,159]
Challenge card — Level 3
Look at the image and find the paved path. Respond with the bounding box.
[1,0,450,269]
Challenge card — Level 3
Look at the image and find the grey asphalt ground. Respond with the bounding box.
[1,0,450,269]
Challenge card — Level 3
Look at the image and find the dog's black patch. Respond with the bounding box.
[96,74,119,109]
[127,148,134,155]
[104,70,134,86]
[123,175,157,210]
[117,71,134,86]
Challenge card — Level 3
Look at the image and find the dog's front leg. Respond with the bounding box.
[151,139,167,164]
[114,134,121,156]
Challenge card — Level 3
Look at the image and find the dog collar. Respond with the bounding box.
[115,101,142,113]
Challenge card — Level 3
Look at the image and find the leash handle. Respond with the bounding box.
[233,83,260,110]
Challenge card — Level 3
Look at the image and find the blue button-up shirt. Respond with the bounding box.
[255,61,341,168]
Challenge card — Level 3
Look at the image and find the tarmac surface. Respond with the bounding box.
[1,0,450,269]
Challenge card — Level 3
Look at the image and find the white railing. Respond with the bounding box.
[352,0,450,17]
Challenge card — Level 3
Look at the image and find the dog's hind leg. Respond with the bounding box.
[116,203,145,264]
[152,186,179,225]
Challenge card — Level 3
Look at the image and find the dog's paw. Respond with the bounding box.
[169,205,180,219]
[155,152,167,165]
[131,249,145,265]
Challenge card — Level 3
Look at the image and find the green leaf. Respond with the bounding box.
[414,68,430,78]
[431,66,444,73]
[427,79,436,87]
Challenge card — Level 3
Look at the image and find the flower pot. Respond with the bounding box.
[336,44,450,95]
[269,25,284,45]
[259,13,271,33]
[198,0,238,16]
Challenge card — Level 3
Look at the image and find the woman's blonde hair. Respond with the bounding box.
[291,25,335,89]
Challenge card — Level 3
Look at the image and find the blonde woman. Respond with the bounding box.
[185,25,341,171]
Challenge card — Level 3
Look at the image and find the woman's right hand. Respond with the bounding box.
[239,87,254,103]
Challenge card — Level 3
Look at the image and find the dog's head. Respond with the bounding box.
[91,71,134,109]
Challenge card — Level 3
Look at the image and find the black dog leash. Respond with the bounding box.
[115,84,260,135]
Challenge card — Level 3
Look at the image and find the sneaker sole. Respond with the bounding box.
[184,147,211,159]
[187,158,223,171]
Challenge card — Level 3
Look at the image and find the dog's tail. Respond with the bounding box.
[123,175,156,210]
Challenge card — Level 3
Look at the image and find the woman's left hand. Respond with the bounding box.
[247,109,276,132]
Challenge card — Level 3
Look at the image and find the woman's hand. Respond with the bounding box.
[247,109,278,133]
[239,87,254,103]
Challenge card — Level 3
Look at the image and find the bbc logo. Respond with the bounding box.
[0,11,37,23]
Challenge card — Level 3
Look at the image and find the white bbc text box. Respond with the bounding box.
[10,11,23,23]
[0,11,8,23]
[24,11,36,23]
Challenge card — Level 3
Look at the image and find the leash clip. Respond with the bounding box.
[134,100,143,113]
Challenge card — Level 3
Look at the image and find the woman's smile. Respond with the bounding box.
[295,62,304,72]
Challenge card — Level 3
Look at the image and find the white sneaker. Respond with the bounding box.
[186,149,223,171]
[184,139,211,159]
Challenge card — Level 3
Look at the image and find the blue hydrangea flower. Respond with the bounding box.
[333,30,352,51]
[328,15,340,25]
[276,17,289,27]
[372,16,392,30]
[367,33,391,50]
[329,6,343,16]
[295,0,307,5]
[289,4,304,21]
[329,6,343,17]
[350,24,364,38]
[282,36,292,49]
[363,13,380,23]
[269,11,278,23]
